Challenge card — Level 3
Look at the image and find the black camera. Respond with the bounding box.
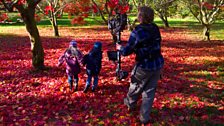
[107,51,117,62]
[117,70,129,80]
[108,13,127,34]
[107,12,128,81]
[107,51,128,80]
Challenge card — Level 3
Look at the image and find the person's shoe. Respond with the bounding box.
[91,87,95,92]
[74,84,78,92]
[141,123,151,126]
[69,84,73,91]
[124,98,136,111]
[83,85,90,93]
[141,119,154,126]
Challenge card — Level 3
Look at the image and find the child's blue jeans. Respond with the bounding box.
[86,75,98,90]
[68,74,79,89]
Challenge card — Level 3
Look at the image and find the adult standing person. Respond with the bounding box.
[116,6,164,125]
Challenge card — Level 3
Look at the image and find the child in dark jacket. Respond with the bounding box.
[57,40,83,92]
[83,42,103,93]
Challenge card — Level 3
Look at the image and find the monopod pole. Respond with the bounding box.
[116,31,121,80]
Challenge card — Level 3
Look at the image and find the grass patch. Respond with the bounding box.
[36,14,104,26]
[184,64,224,82]
[217,66,224,72]
[1,13,224,39]
[184,70,213,80]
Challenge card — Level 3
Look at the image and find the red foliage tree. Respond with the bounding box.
[36,0,69,37]
[63,0,129,42]
[1,0,45,69]
[90,0,129,42]
[63,0,91,25]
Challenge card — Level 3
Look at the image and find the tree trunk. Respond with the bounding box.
[53,22,59,37]
[50,11,59,37]
[21,9,45,69]
[203,24,211,42]
[159,13,169,28]
[163,19,169,28]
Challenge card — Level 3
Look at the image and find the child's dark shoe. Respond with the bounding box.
[91,87,95,92]
[74,84,78,92]
[141,119,154,126]
[69,84,73,91]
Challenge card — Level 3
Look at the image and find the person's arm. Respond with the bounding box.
[76,50,84,64]
[117,31,138,56]
[57,54,65,67]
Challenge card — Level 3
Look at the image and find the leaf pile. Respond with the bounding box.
[0,27,223,125]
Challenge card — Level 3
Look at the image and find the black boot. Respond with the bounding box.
[74,83,78,92]
[91,87,96,92]
[69,83,73,91]
[83,85,90,93]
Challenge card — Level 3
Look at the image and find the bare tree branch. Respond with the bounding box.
[54,3,68,14]
[2,0,19,12]
[105,0,110,15]
[34,0,42,6]
[91,0,107,24]
[37,4,45,14]
[187,4,201,23]
[132,0,138,9]
[28,0,42,8]
[54,0,58,9]
[208,0,223,23]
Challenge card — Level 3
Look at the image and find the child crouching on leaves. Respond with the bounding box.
[82,42,103,93]
[57,40,83,92]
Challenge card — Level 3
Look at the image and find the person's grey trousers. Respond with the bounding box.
[124,65,161,124]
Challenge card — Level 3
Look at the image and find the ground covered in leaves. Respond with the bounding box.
[0,26,224,125]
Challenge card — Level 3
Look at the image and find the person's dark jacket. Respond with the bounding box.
[83,48,102,75]
[119,23,164,71]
